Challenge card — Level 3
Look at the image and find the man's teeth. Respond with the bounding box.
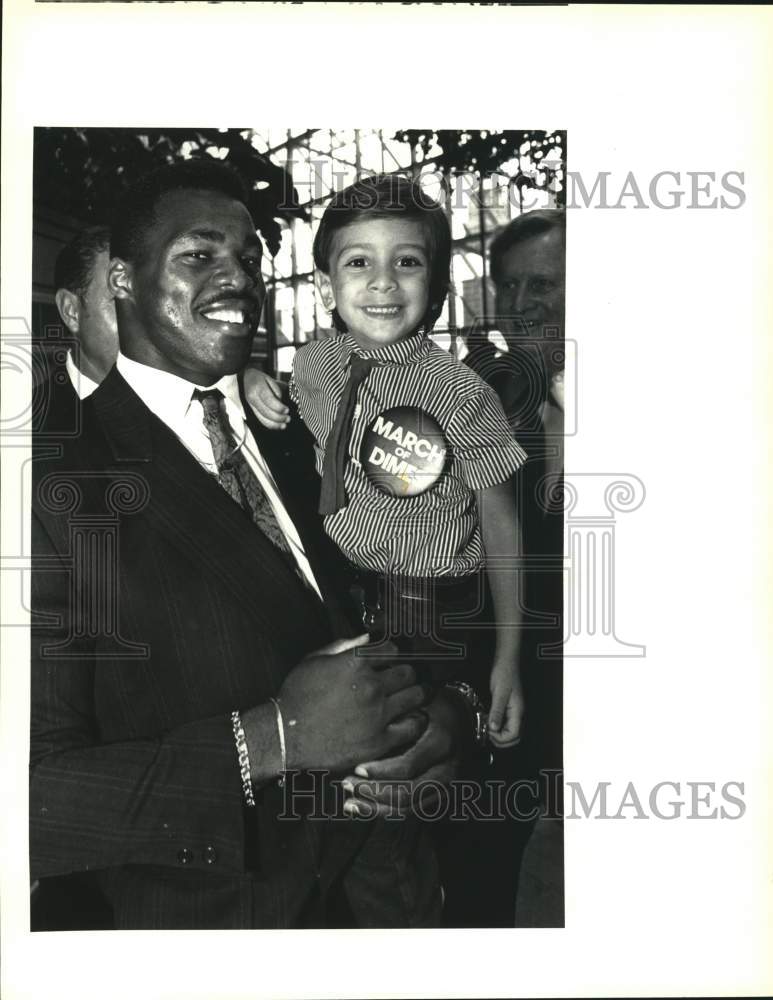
[204,308,245,324]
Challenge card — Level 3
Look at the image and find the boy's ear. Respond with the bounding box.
[107,257,134,301]
[315,270,336,312]
[54,289,81,335]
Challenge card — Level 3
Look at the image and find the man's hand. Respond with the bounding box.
[243,366,290,430]
[275,635,428,776]
[339,689,466,819]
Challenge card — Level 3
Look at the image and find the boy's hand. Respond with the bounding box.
[243,366,290,430]
[488,662,525,748]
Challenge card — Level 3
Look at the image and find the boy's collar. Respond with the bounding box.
[341,331,433,367]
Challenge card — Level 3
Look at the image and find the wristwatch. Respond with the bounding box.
[444,681,489,748]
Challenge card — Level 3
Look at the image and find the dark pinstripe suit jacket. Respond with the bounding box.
[30,367,366,929]
[32,363,80,439]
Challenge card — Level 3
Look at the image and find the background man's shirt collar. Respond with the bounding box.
[66,349,100,400]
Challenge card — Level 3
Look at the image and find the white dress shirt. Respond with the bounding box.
[116,352,322,599]
[66,350,101,400]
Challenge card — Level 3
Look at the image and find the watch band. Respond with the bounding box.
[443,681,489,747]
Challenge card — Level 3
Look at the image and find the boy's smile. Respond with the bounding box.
[317,218,431,351]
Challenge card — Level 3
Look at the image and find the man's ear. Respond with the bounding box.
[315,270,336,312]
[54,289,81,335]
[107,257,133,301]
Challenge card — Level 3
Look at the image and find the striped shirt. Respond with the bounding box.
[291,332,527,577]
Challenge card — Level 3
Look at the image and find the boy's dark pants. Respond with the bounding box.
[351,569,538,926]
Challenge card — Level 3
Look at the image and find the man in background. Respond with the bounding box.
[30,226,118,927]
[468,207,565,471]
[34,226,119,436]
[462,208,566,927]
[53,225,119,396]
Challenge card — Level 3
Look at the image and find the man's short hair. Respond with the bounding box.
[313,173,452,334]
[54,226,111,299]
[489,208,566,284]
[111,159,251,264]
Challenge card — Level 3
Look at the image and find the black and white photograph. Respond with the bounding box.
[1,4,771,1000]
[27,125,567,932]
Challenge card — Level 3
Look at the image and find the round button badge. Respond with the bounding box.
[360,406,447,497]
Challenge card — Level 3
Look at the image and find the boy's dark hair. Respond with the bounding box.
[111,159,251,263]
[489,208,565,284]
[313,173,452,334]
[54,225,111,299]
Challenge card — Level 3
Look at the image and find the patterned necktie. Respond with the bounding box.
[319,354,375,515]
[194,388,298,569]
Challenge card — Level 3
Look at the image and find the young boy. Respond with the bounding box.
[249,174,528,748]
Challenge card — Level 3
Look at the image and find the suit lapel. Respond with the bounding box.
[240,385,357,635]
[91,369,329,628]
[240,384,319,554]
[33,368,80,441]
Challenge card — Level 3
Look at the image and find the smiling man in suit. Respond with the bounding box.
[30,160,468,929]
